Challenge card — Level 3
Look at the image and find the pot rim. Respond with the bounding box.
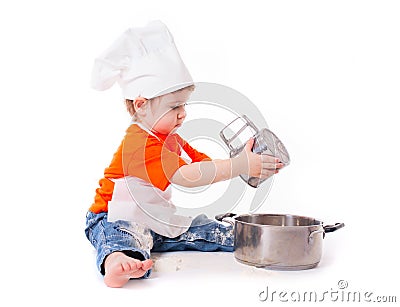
[233,213,323,228]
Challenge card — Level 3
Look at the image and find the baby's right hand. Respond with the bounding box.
[233,138,284,179]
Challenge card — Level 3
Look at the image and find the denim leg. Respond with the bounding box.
[85,211,153,278]
[151,214,234,252]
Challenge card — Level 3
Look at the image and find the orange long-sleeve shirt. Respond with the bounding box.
[89,124,211,213]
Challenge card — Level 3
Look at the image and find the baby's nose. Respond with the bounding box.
[177,108,186,119]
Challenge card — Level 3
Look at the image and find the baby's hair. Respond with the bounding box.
[125,84,195,119]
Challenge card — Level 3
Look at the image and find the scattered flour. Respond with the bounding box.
[153,255,183,273]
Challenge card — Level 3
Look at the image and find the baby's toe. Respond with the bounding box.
[142,259,153,271]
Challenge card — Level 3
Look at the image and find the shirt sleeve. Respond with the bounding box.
[178,136,212,162]
[124,133,188,191]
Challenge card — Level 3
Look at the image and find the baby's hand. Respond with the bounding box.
[233,138,284,179]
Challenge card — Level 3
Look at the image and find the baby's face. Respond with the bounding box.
[143,89,191,135]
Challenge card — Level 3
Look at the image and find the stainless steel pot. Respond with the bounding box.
[216,213,344,270]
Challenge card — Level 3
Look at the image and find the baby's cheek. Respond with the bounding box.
[155,121,173,134]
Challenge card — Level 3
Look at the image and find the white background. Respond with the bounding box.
[1,0,399,306]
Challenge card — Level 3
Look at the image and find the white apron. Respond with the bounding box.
[107,123,193,238]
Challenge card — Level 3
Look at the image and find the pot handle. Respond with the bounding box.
[324,223,345,233]
[309,222,345,243]
[215,212,236,221]
[215,213,236,227]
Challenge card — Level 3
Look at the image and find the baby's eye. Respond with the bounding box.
[171,103,187,110]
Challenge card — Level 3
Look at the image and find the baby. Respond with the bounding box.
[85,21,283,287]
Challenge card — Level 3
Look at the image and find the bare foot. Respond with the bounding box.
[103,252,153,288]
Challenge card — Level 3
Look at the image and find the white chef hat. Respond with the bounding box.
[91,20,193,99]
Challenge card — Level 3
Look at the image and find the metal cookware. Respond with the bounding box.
[219,115,290,188]
[216,213,344,270]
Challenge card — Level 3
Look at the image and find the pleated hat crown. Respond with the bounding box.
[91,20,193,99]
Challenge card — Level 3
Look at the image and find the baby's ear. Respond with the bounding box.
[133,97,148,113]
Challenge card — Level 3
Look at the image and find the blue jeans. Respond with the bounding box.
[85,211,234,278]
